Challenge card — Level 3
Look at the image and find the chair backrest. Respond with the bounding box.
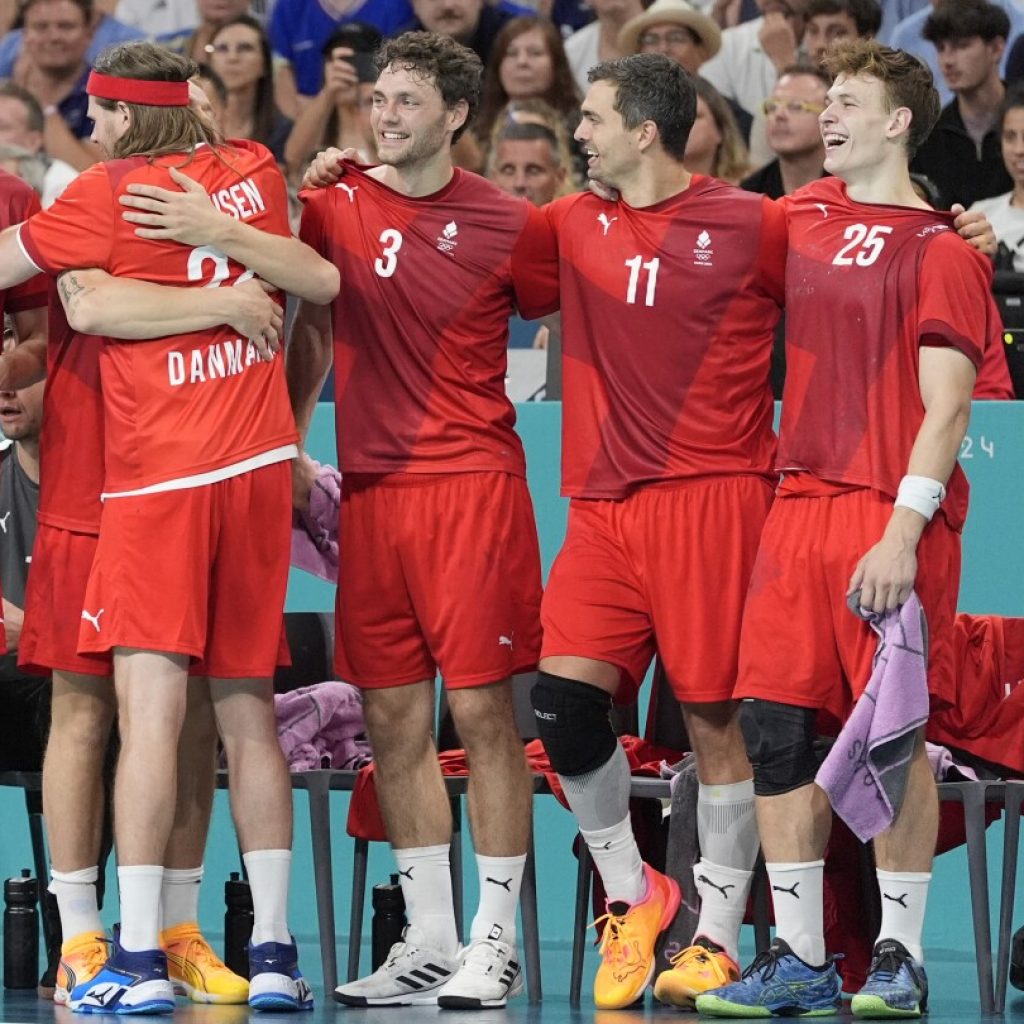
[992,270,1024,399]
[273,612,335,695]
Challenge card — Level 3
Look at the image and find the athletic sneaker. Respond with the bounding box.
[247,939,314,1012]
[593,862,681,1010]
[436,937,524,1009]
[55,932,109,1006]
[333,925,458,1007]
[695,938,841,1018]
[851,939,928,1018]
[654,937,740,1008]
[161,921,248,1004]
[69,937,175,1015]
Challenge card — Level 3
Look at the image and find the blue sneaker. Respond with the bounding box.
[851,940,928,1018]
[695,938,842,1018]
[68,936,174,1015]
[248,940,314,1012]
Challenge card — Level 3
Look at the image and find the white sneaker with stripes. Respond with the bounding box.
[437,938,524,1009]
[333,927,457,1007]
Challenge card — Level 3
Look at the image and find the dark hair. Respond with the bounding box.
[193,62,227,103]
[803,0,882,38]
[93,42,221,158]
[822,38,940,156]
[375,31,482,144]
[16,0,92,29]
[493,119,561,160]
[587,53,696,161]
[321,20,382,58]
[997,82,1024,132]
[0,81,43,133]
[476,16,580,141]
[923,0,1010,46]
[209,14,278,147]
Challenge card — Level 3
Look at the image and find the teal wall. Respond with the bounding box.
[0,401,1017,987]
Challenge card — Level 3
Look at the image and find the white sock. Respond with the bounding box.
[160,866,203,933]
[766,860,825,966]
[243,849,292,946]
[470,853,525,946]
[117,865,164,952]
[876,869,930,964]
[394,844,459,955]
[50,867,102,944]
[693,859,754,962]
[580,815,646,905]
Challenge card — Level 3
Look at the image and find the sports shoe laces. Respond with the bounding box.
[183,936,228,973]
[72,936,109,978]
[460,940,505,976]
[741,946,783,982]
[593,908,630,962]
[668,944,720,974]
[868,944,909,983]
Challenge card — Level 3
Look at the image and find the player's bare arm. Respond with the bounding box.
[0,315,47,392]
[57,269,283,358]
[118,167,340,305]
[0,223,48,289]
[849,345,976,613]
[285,299,333,510]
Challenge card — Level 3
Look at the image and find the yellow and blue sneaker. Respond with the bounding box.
[695,938,841,1018]
[851,939,928,1019]
[55,931,108,1006]
[69,934,174,1015]
[161,922,248,1004]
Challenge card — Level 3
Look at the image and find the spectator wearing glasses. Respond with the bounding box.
[742,65,828,198]
[801,0,881,65]
[618,0,722,74]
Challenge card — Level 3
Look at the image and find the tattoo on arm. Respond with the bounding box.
[58,272,89,305]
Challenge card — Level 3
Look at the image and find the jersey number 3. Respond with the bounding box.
[375,229,404,278]
[832,224,893,267]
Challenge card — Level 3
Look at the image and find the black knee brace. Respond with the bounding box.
[739,698,819,797]
[530,672,617,776]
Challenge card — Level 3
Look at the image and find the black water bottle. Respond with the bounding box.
[4,869,38,989]
[371,874,406,970]
[224,872,253,979]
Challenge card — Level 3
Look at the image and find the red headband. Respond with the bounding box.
[87,71,189,107]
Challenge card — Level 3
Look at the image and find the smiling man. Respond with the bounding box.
[697,39,999,1020]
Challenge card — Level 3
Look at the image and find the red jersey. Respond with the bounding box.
[37,288,105,533]
[19,140,298,496]
[0,170,46,323]
[777,177,995,531]
[547,176,786,500]
[299,164,558,476]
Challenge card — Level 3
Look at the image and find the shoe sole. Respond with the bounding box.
[333,990,440,1008]
[851,994,923,1019]
[74,999,176,1016]
[249,995,314,1012]
[171,980,249,1005]
[594,875,683,1011]
[695,994,840,1018]
[437,974,524,1010]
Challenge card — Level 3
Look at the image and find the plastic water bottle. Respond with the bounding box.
[4,869,38,989]
[371,874,406,970]
[223,872,253,978]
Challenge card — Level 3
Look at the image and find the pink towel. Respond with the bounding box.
[275,681,371,772]
[290,460,341,583]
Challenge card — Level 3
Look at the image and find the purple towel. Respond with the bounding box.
[816,592,930,842]
[275,681,372,772]
[290,460,341,583]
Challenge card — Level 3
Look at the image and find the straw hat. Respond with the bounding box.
[618,0,722,61]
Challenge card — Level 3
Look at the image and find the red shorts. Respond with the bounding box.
[78,462,291,678]
[20,524,110,677]
[735,486,960,729]
[541,475,775,703]
[336,472,542,688]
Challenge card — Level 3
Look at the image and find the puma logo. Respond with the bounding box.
[597,212,617,236]
[498,633,514,649]
[486,877,513,892]
[697,874,736,899]
[883,892,909,908]
[0,511,11,533]
[337,183,359,202]
[596,841,612,851]
[81,608,105,632]
[772,882,800,898]
[815,203,829,218]
[398,868,413,880]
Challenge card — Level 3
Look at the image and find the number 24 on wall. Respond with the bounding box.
[832,224,893,267]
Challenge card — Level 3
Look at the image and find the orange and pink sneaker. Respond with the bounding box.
[653,937,740,1008]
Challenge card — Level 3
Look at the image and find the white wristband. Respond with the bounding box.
[894,475,946,521]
